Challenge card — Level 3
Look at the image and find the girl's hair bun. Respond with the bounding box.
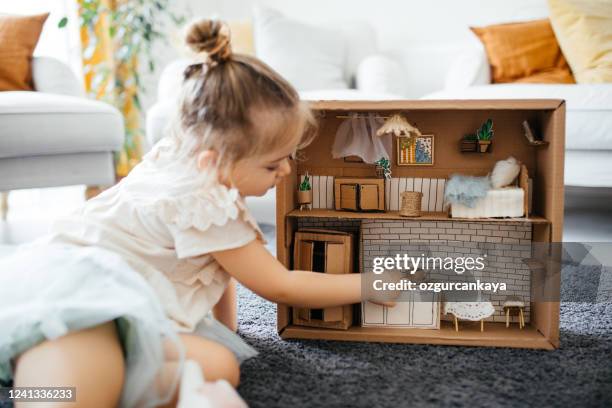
[185,19,232,65]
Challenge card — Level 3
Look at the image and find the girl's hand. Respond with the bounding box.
[364,269,406,307]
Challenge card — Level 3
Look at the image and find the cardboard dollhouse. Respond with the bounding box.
[276,100,564,350]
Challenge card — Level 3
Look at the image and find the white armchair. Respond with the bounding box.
[0,57,124,218]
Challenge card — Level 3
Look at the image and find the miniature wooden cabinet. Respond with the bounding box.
[334,177,385,211]
[292,229,354,330]
[277,100,565,350]
[362,292,440,329]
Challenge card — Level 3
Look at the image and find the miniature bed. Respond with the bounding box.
[276,100,564,350]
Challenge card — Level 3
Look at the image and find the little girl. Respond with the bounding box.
[0,19,378,408]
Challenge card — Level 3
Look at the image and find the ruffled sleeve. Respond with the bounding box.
[156,184,267,259]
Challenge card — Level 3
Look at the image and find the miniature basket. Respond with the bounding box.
[399,191,423,217]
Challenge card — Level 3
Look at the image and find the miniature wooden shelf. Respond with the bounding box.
[287,209,550,224]
[281,321,555,350]
[525,140,550,148]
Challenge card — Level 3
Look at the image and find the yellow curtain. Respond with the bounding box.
[78,0,143,178]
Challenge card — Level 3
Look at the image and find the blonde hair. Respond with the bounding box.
[171,19,316,179]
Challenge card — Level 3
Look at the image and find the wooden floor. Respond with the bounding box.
[281,320,556,350]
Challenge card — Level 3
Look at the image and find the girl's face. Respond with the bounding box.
[228,143,296,197]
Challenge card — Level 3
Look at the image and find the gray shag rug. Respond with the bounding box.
[236,286,612,408]
[236,229,612,408]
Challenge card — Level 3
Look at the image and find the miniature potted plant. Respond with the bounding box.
[374,157,392,179]
[297,172,312,210]
[476,118,494,153]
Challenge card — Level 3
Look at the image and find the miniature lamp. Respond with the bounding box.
[376,113,422,142]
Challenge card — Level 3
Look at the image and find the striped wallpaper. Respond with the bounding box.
[299,175,447,212]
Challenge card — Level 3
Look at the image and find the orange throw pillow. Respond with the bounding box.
[0,13,49,91]
[471,19,575,84]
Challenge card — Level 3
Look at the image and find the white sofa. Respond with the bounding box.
[147,1,611,224]
[0,57,124,216]
[422,47,612,188]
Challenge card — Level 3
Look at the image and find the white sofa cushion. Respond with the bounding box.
[254,7,349,91]
[444,47,491,90]
[423,84,612,151]
[566,150,612,187]
[0,92,124,159]
[356,55,406,96]
[299,89,404,101]
[32,57,84,97]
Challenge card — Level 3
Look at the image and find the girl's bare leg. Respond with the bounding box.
[13,322,124,408]
[213,278,238,331]
[160,335,240,408]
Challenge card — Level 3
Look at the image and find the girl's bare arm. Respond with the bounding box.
[212,239,362,308]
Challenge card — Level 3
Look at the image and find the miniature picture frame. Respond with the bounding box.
[397,134,434,166]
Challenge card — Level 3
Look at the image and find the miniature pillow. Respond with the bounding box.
[157,186,262,259]
[490,157,521,188]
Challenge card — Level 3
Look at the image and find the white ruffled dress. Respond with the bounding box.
[0,136,263,407]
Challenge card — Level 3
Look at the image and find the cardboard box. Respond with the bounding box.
[276,100,565,349]
[292,229,354,330]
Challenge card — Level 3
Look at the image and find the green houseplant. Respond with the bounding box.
[476,118,494,153]
[374,157,392,179]
[298,172,313,210]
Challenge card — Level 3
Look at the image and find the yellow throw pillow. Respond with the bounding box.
[0,13,49,91]
[471,19,575,84]
[548,0,612,83]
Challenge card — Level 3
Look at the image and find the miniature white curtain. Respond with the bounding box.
[331,113,392,164]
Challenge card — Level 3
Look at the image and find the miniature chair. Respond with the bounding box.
[503,296,525,329]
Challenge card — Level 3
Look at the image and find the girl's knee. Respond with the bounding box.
[180,336,241,387]
[206,348,240,388]
[197,343,240,388]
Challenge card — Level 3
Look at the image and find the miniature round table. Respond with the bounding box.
[444,301,495,332]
